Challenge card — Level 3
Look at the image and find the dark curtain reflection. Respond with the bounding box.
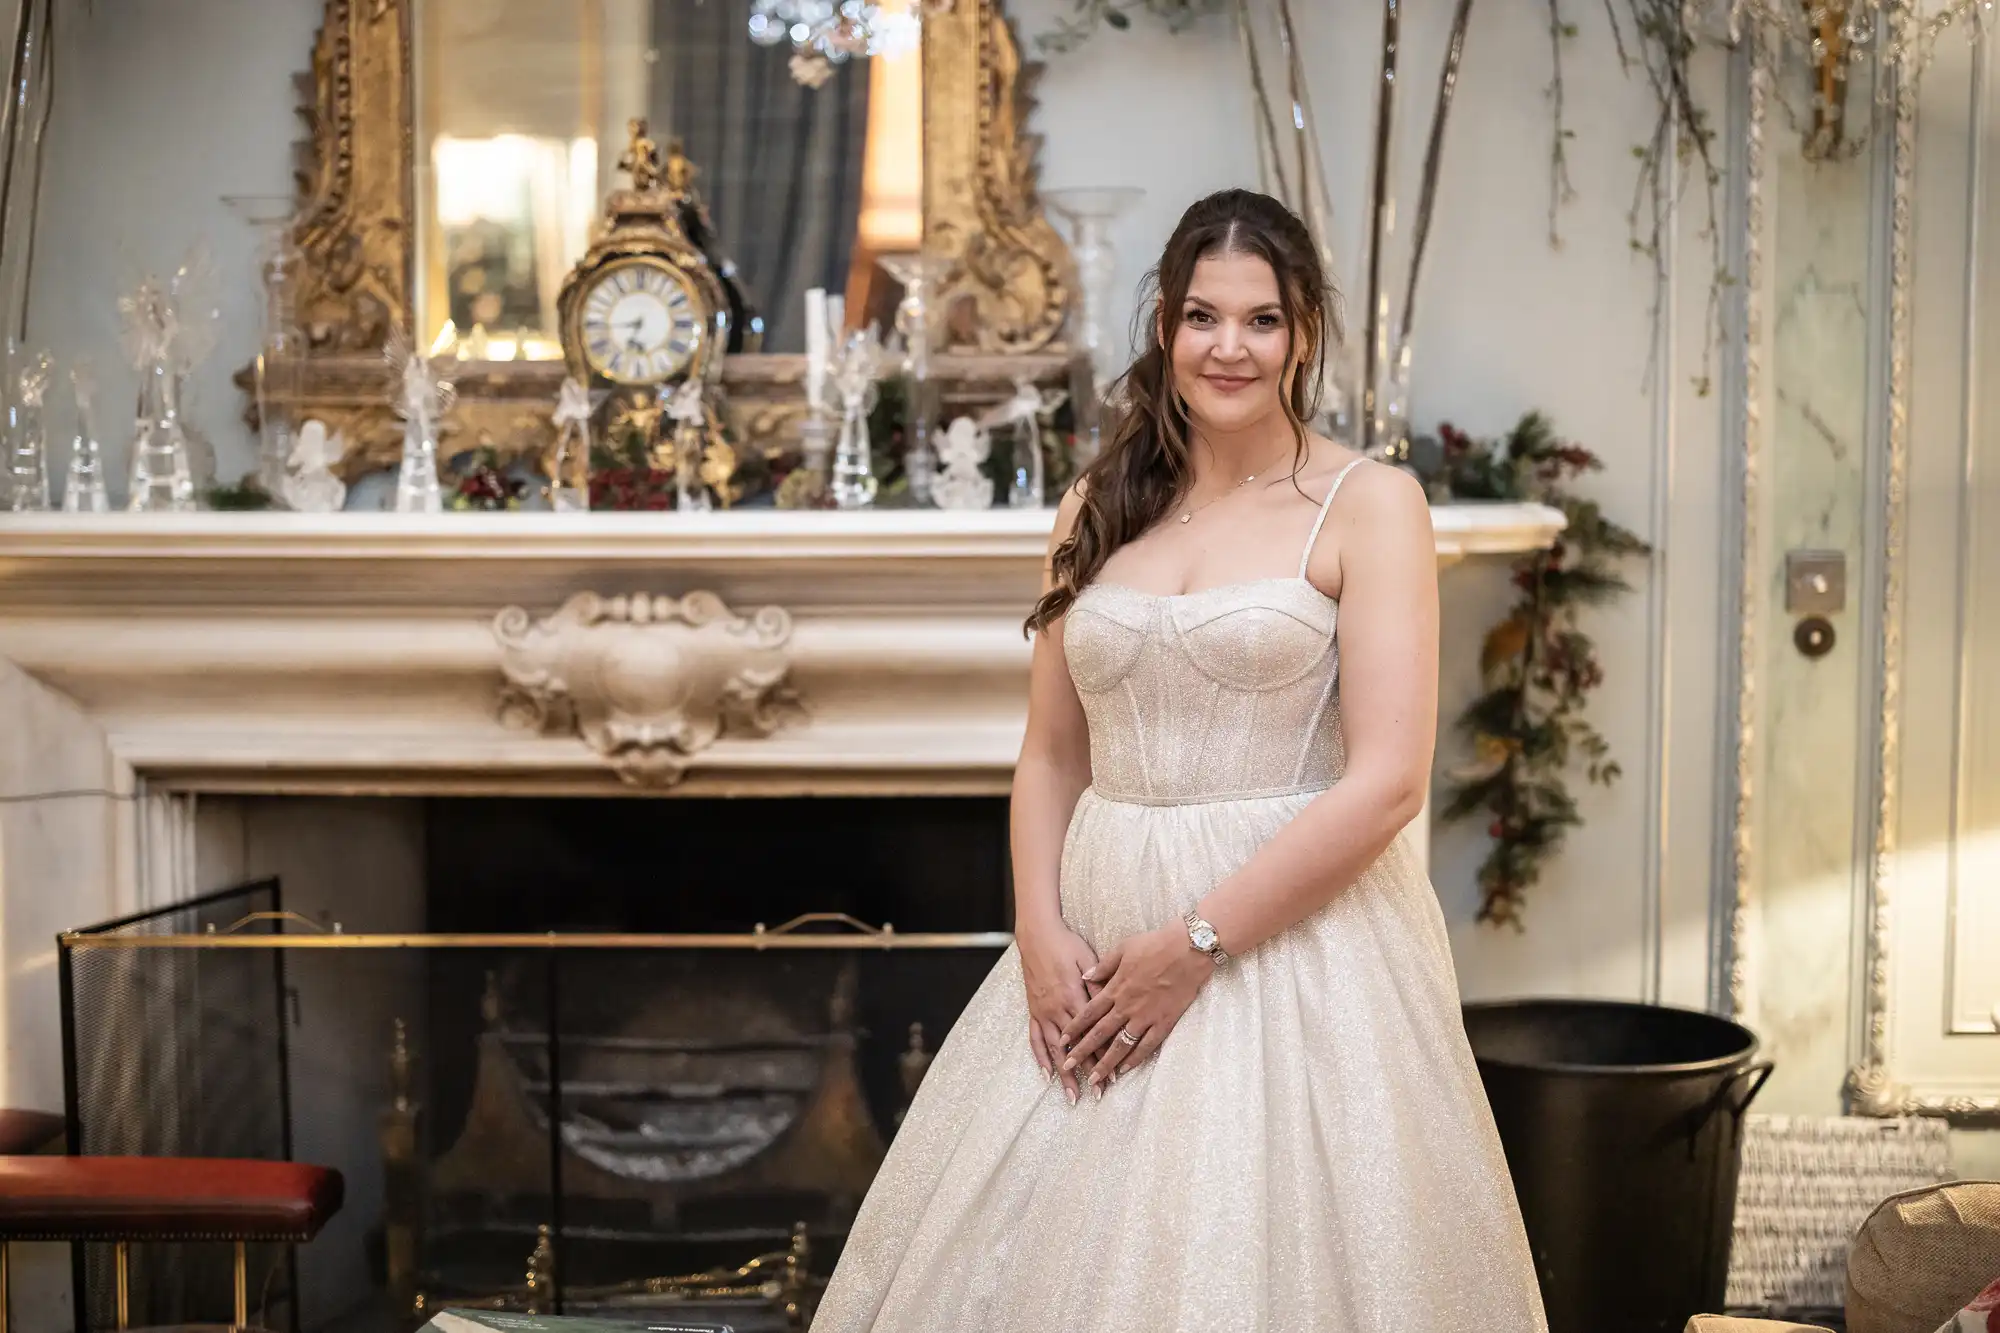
[650,2,870,352]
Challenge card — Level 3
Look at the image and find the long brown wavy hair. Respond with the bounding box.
[1026,189,1339,632]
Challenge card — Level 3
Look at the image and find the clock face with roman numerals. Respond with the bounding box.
[579,260,705,385]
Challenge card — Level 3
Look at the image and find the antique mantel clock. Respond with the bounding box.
[556,120,736,500]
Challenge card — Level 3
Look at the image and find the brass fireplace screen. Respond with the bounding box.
[57,881,1009,1333]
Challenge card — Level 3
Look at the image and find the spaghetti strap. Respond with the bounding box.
[1297,456,1368,578]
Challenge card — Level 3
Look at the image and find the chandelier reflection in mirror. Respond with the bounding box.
[746,0,924,63]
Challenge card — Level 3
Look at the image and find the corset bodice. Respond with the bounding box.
[1063,576,1345,805]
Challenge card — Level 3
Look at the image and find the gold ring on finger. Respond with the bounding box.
[1117,1028,1140,1046]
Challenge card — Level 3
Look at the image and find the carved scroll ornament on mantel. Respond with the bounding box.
[493,592,798,786]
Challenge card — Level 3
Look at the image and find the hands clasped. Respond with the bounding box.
[1019,921,1099,1104]
[1055,921,1215,1097]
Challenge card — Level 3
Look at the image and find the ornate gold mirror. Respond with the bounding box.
[277,0,1076,483]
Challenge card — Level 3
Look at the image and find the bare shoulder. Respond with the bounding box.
[1337,457,1432,533]
[1303,452,1434,593]
[1336,463,1435,585]
[1296,437,1428,526]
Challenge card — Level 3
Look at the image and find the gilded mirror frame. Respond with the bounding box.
[275,0,1076,480]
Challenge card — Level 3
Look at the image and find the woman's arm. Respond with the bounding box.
[1194,463,1438,954]
[1012,486,1100,1100]
[1011,485,1094,936]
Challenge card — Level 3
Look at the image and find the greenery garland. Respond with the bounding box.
[1412,412,1649,929]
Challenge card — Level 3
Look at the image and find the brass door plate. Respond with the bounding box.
[1785,550,1846,615]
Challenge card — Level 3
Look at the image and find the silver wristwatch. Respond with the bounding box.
[1184,909,1229,966]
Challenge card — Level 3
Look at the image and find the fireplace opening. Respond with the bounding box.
[423,795,1015,935]
[65,793,1014,1333]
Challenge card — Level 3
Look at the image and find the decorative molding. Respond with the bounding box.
[0,503,1566,578]
[1845,1065,2000,1119]
[1844,55,2000,1121]
[1726,43,1770,1023]
[1845,61,1916,1118]
[0,506,1563,797]
[494,592,797,787]
[1942,32,1994,1037]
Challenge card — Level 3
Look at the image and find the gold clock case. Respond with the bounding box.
[556,196,725,391]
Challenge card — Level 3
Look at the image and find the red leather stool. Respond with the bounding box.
[0,1156,343,1331]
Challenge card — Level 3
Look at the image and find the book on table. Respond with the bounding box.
[422,1311,736,1333]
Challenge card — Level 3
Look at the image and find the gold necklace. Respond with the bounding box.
[1179,455,1281,524]
[1179,473,1255,524]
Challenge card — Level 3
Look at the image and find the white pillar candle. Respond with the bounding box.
[804,287,828,407]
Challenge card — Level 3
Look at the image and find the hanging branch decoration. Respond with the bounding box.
[1356,0,1401,455]
[1233,0,1355,416]
[1628,2,1725,394]
[1540,2,1725,393]
[1542,0,1579,250]
[1417,412,1649,929]
[1399,0,1475,356]
[1234,0,1290,201]
[1271,0,1326,258]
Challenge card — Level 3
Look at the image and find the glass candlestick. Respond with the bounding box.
[1374,329,1413,464]
[395,415,442,513]
[3,351,52,511]
[798,405,834,482]
[62,363,108,512]
[829,327,887,510]
[127,358,197,512]
[1006,413,1046,509]
[1044,186,1143,462]
[225,195,305,503]
[876,252,953,507]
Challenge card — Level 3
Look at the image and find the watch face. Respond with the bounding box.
[580,262,704,384]
[1190,922,1218,952]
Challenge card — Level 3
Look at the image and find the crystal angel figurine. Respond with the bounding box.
[3,351,53,511]
[666,380,712,512]
[281,419,348,513]
[549,376,592,512]
[62,362,109,513]
[385,331,455,513]
[931,415,995,512]
[980,376,1068,509]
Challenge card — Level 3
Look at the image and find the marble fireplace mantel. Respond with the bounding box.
[0,505,1564,797]
[0,504,1560,1108]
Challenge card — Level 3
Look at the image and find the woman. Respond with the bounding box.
[814,190,1547,1331]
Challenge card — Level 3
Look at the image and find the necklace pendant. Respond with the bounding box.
[1179,513,1192,524]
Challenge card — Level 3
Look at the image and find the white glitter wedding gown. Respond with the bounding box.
[813,464,1548,1332]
